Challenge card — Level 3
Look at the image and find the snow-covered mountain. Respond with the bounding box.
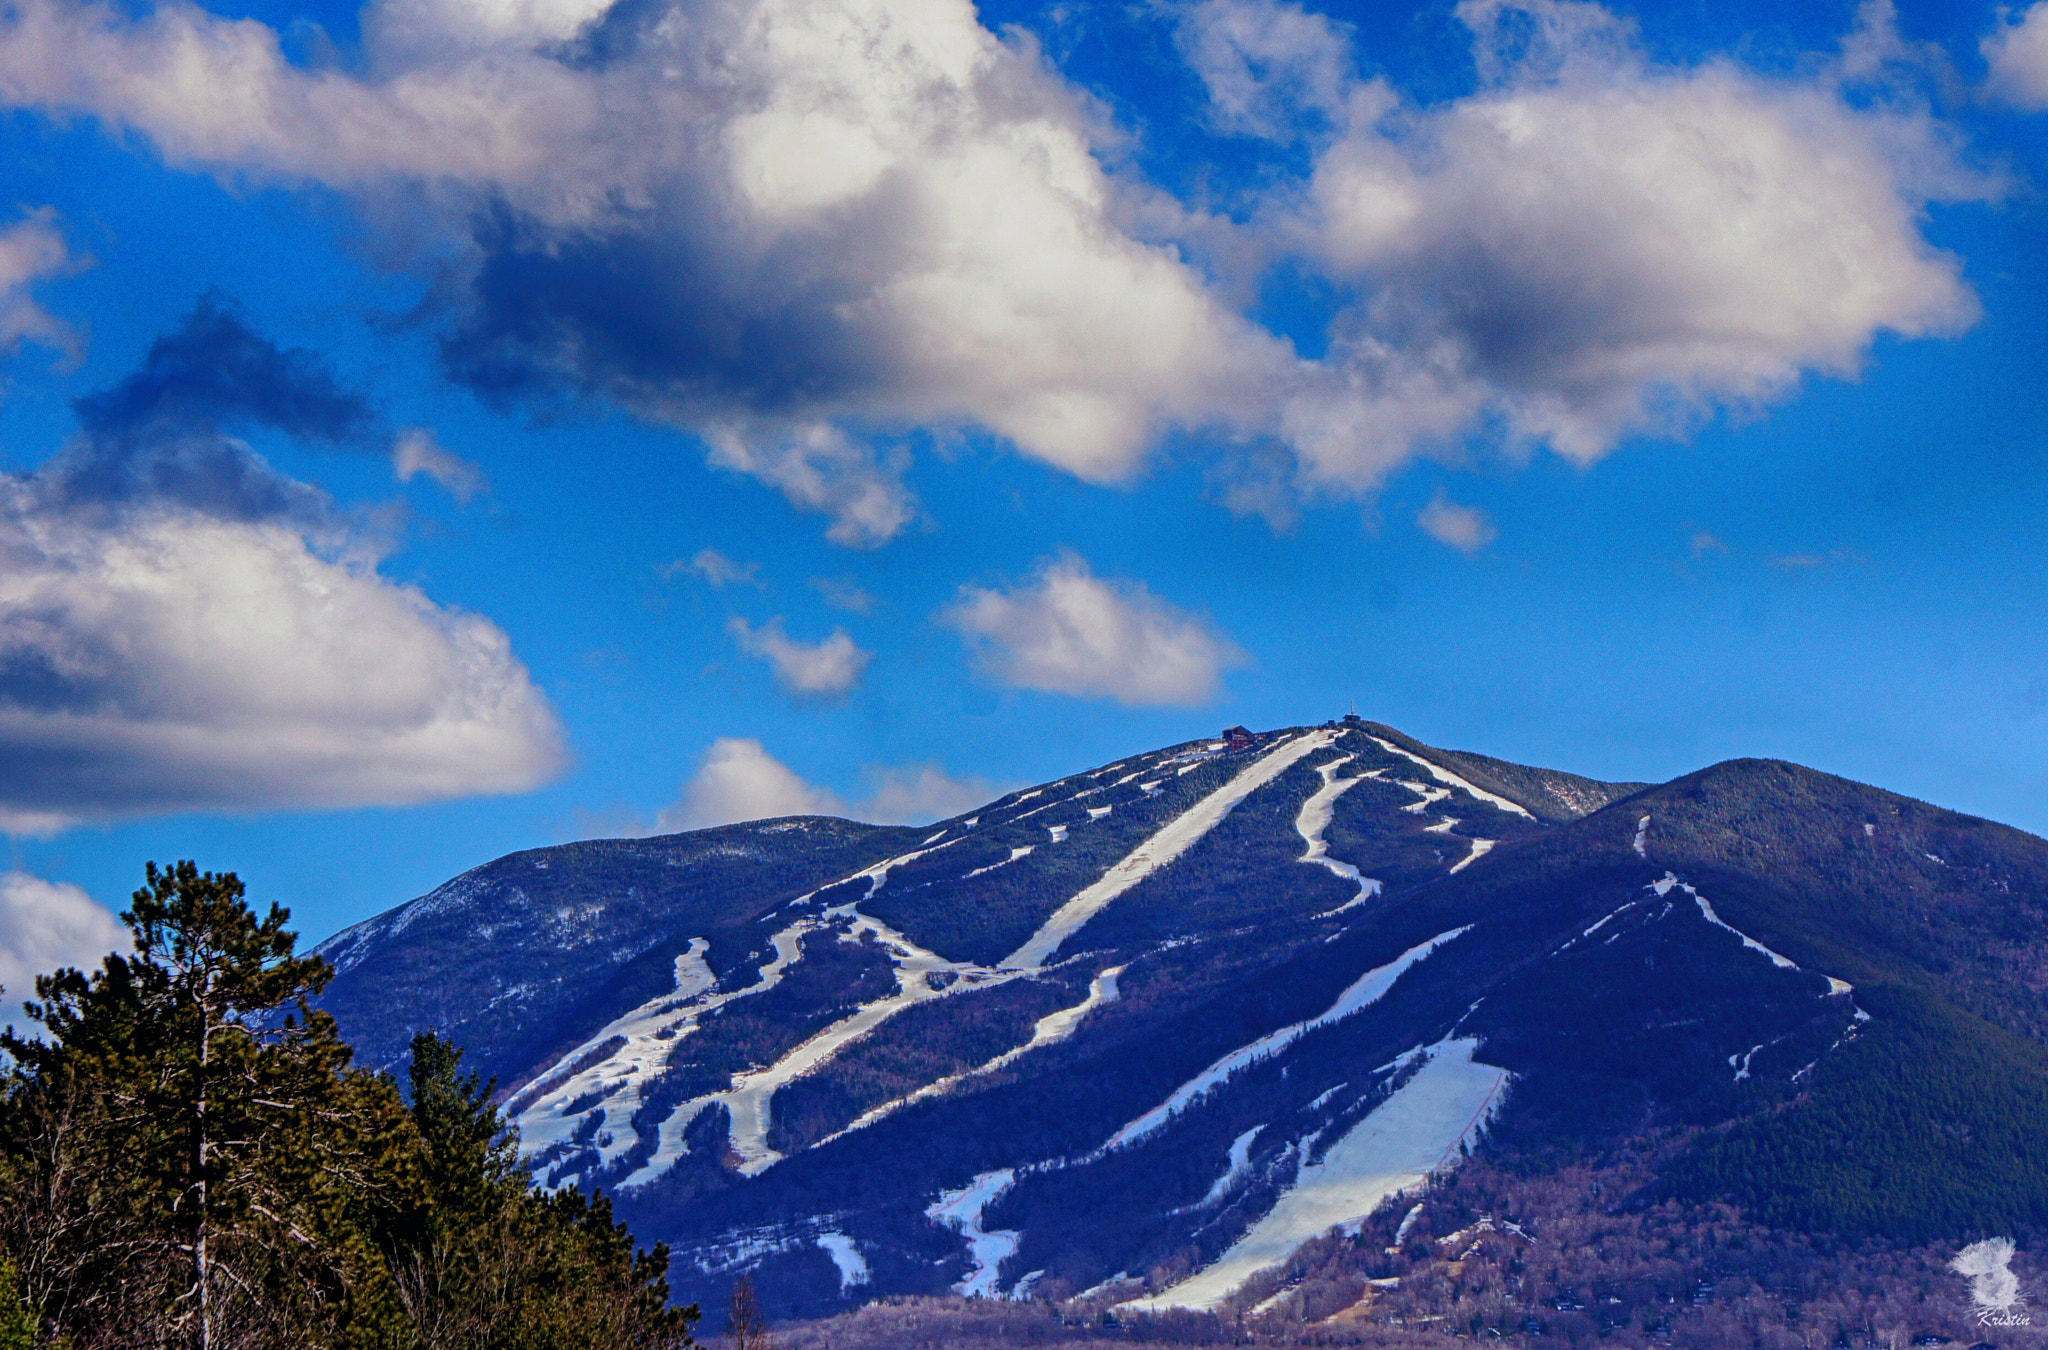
[313,719,2048,1324]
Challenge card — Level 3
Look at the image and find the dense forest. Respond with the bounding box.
[0,861,697,1350]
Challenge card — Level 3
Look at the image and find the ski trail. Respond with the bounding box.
[1650,873,1871,1019]
[1001,731,1340,970]
[1633,814,1651,858]
[1365,736,1534,819]
[927,1171,1020,1298]
[1121,1037,1510,1313]
[1296,755,1382,913]
[825,964,1126,1142]
[517,931,804,1181]
[668,906,1021,1180]
[1097,928,1471,1154]
[614,844,983,1186]
[1184,1125,1266,1211]
[1449,838,1494,873]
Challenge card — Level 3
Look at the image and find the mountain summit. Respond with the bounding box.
[314,721,2048,1323]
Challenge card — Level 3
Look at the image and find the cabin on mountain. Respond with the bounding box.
[1223,725,1255,751]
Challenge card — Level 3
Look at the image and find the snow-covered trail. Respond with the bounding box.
[1122,1037,1511,1313]
[603,844,992,1186]
[516,931,801,1177]
[927,1170,1020,1298]
[1187,1125,1265,1210]
[1001,731,1340,970]
[1098,927,1470,1154]
[633,904,1021,1182]
[1449,838,1494,874]
[1297,755,1381,912]
[1652,872,1872,1036]
[1365,737,1534,820]
[832,964,1126,1140]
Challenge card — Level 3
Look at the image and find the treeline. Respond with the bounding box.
[0,862,697,1349]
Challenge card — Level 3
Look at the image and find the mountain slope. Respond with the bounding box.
[311,720,2048,1325]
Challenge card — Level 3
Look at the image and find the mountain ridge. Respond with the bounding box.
[310,719,2048,1326]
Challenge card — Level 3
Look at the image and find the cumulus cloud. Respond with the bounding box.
[727,616,871,698]
[0,302,566,828]
[1283,0,1984,487]
[657,736,843,829]
[944,551,1243,706]
[0,0,1989,530]
[392,428,489,502]
[1416,492,1496,552]
[1984,3,2048,108]
[0,0,1281,542]
[0,872,129,1031]
[652,736,996,829]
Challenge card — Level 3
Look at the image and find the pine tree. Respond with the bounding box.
[0,861,410,1347]
[0,860,698,1349]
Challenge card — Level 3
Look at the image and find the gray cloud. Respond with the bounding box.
[0,294,565,830]
[0,0,1992,538]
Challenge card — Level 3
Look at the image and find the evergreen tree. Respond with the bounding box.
[0,861,696,1349]
[0,861,411,1347]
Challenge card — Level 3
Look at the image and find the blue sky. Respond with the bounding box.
[0,0,2041,966]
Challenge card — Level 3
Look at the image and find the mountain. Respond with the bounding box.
[312,719,2048,1333]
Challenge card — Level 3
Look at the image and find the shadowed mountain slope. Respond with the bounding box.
[311,721,2048,1324]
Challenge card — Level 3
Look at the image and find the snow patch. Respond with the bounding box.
[999,731,1341,970]
[1448,838,1494,874]
[833,964,1124,1138]
[927,1170,1020,1298]
[816,1233,871,1292]
[1190,1125,1266,1209]
[1048,825,1068,843]
[1296,755,1383,914]
[1099,928,1470,1153]
[1633,815,1651,859]
[1365,737,1535,819]
[965,846,1035,880]
[1122,1037,1511,1312]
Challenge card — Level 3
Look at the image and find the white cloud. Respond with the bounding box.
[728,616,871,699]
[0,0,1277,543]
[0,210,78,360]
[859,763,1000,824]
[1177,0,1353,138]
[1283,0,1984,488]
[0,0,1987,530]
[944,552,1243,706]
[392,427,489,502]
[1416,492,1496,552]
[703,424,919,550]
[652,737,997,830]
[0,494,567,825]
[657,737,844,830]
[0,872,129,1031]
[1984,3,2048,109]
[670,547,761,589]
